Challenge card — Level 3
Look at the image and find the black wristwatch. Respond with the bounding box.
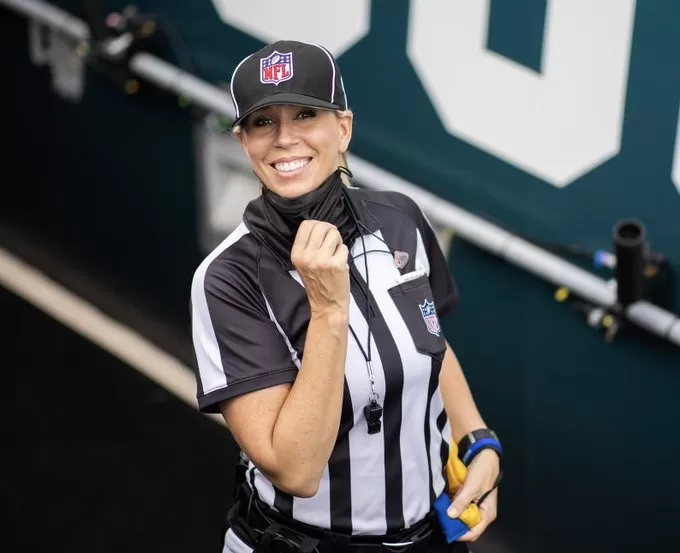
[458,428,503,505]
[457,428,502,466]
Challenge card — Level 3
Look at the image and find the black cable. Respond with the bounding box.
[343,182,384,429]
[351,248,393,262]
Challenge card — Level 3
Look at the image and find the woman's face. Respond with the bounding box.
[237,104,352,198]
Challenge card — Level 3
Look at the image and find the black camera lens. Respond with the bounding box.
[613,219,647,307]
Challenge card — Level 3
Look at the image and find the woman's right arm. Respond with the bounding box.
[219,221,350,497]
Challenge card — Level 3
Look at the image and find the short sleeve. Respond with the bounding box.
[415,208,459,318]
[191,260,298,413]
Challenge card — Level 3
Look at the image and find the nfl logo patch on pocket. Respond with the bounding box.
[419,300,441,336]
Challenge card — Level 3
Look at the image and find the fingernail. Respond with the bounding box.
[448,507,458,518]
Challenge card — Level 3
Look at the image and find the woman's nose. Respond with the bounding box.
[274,119,299,147]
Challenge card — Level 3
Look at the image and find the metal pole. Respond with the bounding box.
[129,53,236,117]
[2,0,679,348]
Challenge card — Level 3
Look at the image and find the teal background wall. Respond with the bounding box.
[2,2,679,552]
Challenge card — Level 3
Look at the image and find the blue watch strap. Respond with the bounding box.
[462,437,503,465]
[458,428,502,466]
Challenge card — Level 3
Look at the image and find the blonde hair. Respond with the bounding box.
[338,151,352,186]
[335,110,353,185]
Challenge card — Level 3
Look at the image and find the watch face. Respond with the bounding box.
[460,429,499,451]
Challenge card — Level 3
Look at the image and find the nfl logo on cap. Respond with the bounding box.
[260,51,294,86]
[419,300,441,336]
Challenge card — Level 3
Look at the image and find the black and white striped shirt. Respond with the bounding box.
[191,188,458,537]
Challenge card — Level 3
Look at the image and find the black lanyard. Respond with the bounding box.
[348,236,383,435]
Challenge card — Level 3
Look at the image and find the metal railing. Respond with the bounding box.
[2,0,679,348]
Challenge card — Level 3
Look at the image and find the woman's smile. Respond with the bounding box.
[270,156,313,178]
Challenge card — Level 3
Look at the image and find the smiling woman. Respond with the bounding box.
[235,105,353,198]
[191,39,502,553]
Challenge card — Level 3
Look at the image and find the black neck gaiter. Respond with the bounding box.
[244,169,359,268]
[262,169,358,244]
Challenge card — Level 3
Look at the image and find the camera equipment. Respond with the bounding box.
[71,3,159,94]
[553,217,672,343]
[613,219,647,307]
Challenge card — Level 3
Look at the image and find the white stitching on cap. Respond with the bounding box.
[340,76,348,107]
[229,54,253,118]
[301,42,336,104]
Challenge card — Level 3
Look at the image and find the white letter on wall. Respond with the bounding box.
[211,0,370,56]
[407,0,637,187]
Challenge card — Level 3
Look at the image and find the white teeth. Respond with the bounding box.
[274,159,309,172]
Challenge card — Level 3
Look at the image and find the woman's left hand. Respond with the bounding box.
[447,449,500,542]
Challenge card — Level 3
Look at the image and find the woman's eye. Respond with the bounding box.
[296,109,316,120]
[253,117,272,127]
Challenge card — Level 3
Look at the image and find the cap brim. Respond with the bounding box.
[231,92,342,128]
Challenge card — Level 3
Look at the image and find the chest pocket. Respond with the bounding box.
[388,273,446,362]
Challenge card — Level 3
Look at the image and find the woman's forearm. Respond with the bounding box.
[271,309,349,496]
[439,343,487,444]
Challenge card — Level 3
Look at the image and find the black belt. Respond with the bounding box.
[229,482,440,553]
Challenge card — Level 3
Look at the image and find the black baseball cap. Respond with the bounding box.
[229,40,348,128]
